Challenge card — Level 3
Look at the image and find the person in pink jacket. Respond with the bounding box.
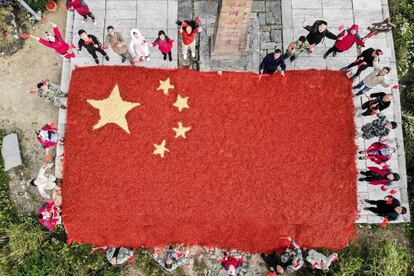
[152,30,175,62]
[29,22,75,59]
[323,24,365,58]
[66,0,96,25]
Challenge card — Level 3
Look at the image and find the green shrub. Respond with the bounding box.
[132,248,169,276]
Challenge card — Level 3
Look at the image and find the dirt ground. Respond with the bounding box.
[0,1,66,213]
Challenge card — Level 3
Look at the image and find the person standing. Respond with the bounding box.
[129,29,150,63]
[306,250,338,274]
[341,48,383,79]
[280,237,304,273]
[152,30,175,62]
[360,113,397,140]
[33,80,67,108]
[302,19,337,53]
[364,195,406,221]
[29,21,75,59]
[30,163,57,199]
[104,26,133,64]
[260,251,285,275]
[359,164,400,191]
[66,0,96,25]
[361,92,393,116]
[353,65,391,96]
[284,36,310,62]
[358,141,395,164]
[259,49,286,76]
[78,29,109,64]
[220,252,244,276]
[324,24,365,58]
[178,18,202,60]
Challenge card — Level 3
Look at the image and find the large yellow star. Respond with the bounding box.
[172,122,191,139]
[87,85,140,134]
[157,78,174,95]
[153,140,169,158]
[173,95,189,112]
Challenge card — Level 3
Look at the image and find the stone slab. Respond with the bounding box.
[1,133,22,171]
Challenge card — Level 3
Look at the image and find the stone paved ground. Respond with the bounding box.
[282,0,409,223]
[55,0,409,254]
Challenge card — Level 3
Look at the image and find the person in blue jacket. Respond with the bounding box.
[259,49,286,76]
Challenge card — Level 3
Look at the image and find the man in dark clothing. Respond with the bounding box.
[260,251,285,275]
[341,48,383,79]
[259,49,286,76]
[364,196,407,221]
[78,29,109,64]
[361,92,393,116]
[302,19,337,53]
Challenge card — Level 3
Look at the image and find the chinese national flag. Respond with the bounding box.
[62,67,357,252]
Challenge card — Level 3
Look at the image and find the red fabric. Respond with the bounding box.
[38,201,59,230]
[62,67,357,252]
[179,28,199,45]
[39,27,71,56]
[266,272,276,276]
[66,0,90,16]
[335,25,364,51]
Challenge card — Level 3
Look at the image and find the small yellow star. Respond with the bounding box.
[87,85,140,134]
[153,140,169,158]
[173,95,189,112]
[172,122,191,139]
[157,78,174,95]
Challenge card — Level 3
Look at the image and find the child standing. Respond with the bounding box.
[284,36,310,62]
[66,0,96,25]
[152,30,174,62]
[78,29,109,64]
[129,29,150,63]
[177,17,202,60]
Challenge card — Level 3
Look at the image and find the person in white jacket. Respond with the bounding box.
[129,29,150,63]
[30,163,57,199]
[306,249,338,273]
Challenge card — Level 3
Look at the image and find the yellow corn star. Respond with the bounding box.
[172,122,191,139]
[87,85,140,134]
[173,95,189,112]
[153,140,169,158]
[157,78,174,95]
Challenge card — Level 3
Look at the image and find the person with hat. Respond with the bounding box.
[341,48,383,79]
[284,36,310,62]
[324,24,365,58]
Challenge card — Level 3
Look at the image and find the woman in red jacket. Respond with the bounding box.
[152,30,175,62]
[323,24,365,58]
[358,141,395,164]
[29,22,75,59]
[359,164,400,191]
[66,0,96,25]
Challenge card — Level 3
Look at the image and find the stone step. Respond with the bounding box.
[211,0,252,60]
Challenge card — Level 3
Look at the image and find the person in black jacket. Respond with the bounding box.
[341,48,383,79]
[260,251,285,275]
[364,196,407,221]
[78,29,109,64]
[302,18,337,53]
[361,92,393,116]
[259,49,286,76]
